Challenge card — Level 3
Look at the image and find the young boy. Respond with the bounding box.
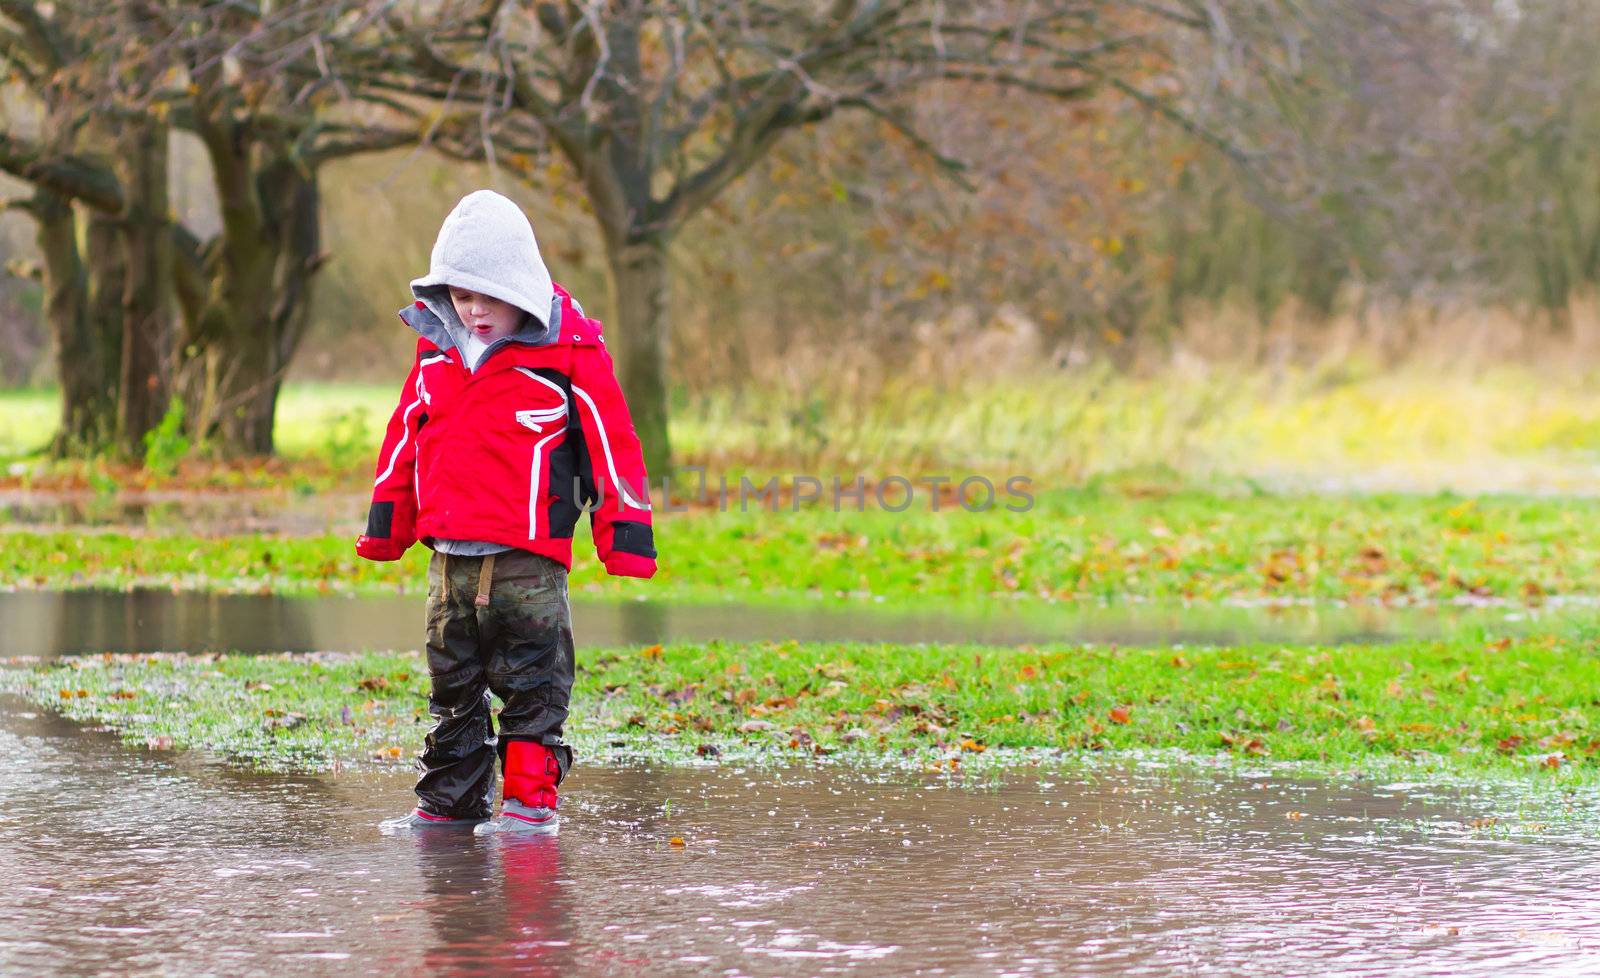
[357,189,656,836]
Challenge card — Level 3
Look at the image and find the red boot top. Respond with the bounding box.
[503,740,561,809]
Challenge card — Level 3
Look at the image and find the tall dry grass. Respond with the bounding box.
[669,295,1600,492]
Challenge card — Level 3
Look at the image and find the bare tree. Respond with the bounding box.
[0,0,414,457]
[0,0,162,454]
[361,0,1213,475]
[168,0,412,453]
[1153,0,1600,326]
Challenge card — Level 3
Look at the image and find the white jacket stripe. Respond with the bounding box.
[572,384,651,512]
[373,375,425,487]
[514,367,572,537]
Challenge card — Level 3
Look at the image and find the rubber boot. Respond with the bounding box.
[476,741,561,836]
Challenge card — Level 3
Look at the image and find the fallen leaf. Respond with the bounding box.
[1108,706,1131,725]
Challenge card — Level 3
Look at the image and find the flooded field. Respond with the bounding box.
[6,489,1600,976]
[2,698,1597,976]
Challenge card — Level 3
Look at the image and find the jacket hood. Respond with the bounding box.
[406,190,559,355]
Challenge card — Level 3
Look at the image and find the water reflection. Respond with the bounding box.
[0,588,1577,660]
[2,697,1599,976]
[409,833,575,977]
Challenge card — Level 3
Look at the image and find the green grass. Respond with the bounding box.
[0,388,58,459]
[7,633,1597,782]
[5,488,1600,607]
[10,372,1600,791]
[270,383,402,469]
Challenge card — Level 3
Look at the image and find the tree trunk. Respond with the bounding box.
[603,236,674,478]
[185,264,278,456]
[182,125,321,456]
[219,155,324,457]
[114,121,173,458]
[79,211,129,448]
[33,192,116,455]
[188,161,323,458]
[212,339,280,455]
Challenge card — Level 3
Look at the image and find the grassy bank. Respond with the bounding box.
[5,488,1600,607]
[6,634,1597,782]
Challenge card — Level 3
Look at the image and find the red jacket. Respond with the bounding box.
[356,285,656,577]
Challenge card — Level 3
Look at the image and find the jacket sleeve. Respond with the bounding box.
[356,356,426,562]
[570,341,657,578]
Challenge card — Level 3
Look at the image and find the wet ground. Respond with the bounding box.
[0,588,1575,659]
[2,698,1598,977]
[0,489,367,537]
[3,487,1585,656]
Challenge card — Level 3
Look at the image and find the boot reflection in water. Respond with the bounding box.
[410,831,573,977]
[495,834,572,971]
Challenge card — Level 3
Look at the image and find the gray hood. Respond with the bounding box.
[403,189,560,357]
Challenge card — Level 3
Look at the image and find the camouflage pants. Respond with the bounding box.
[415,549,576,820]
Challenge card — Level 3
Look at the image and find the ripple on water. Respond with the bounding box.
[1,703,1599,976]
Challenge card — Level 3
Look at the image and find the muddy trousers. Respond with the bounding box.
[415,549,576,820]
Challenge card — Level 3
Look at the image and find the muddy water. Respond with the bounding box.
[0,588,1569,660]
[2,701,1597,976]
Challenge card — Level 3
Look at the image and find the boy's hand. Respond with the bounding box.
[603,552,656,579]
[356,535,408,561]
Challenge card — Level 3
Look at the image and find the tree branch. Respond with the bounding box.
[0,133,123,211]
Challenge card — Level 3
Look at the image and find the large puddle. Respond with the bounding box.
[0,588,1571,659]
[2,699,1597,976]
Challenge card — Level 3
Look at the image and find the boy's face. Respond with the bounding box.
[449,287,523,344]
